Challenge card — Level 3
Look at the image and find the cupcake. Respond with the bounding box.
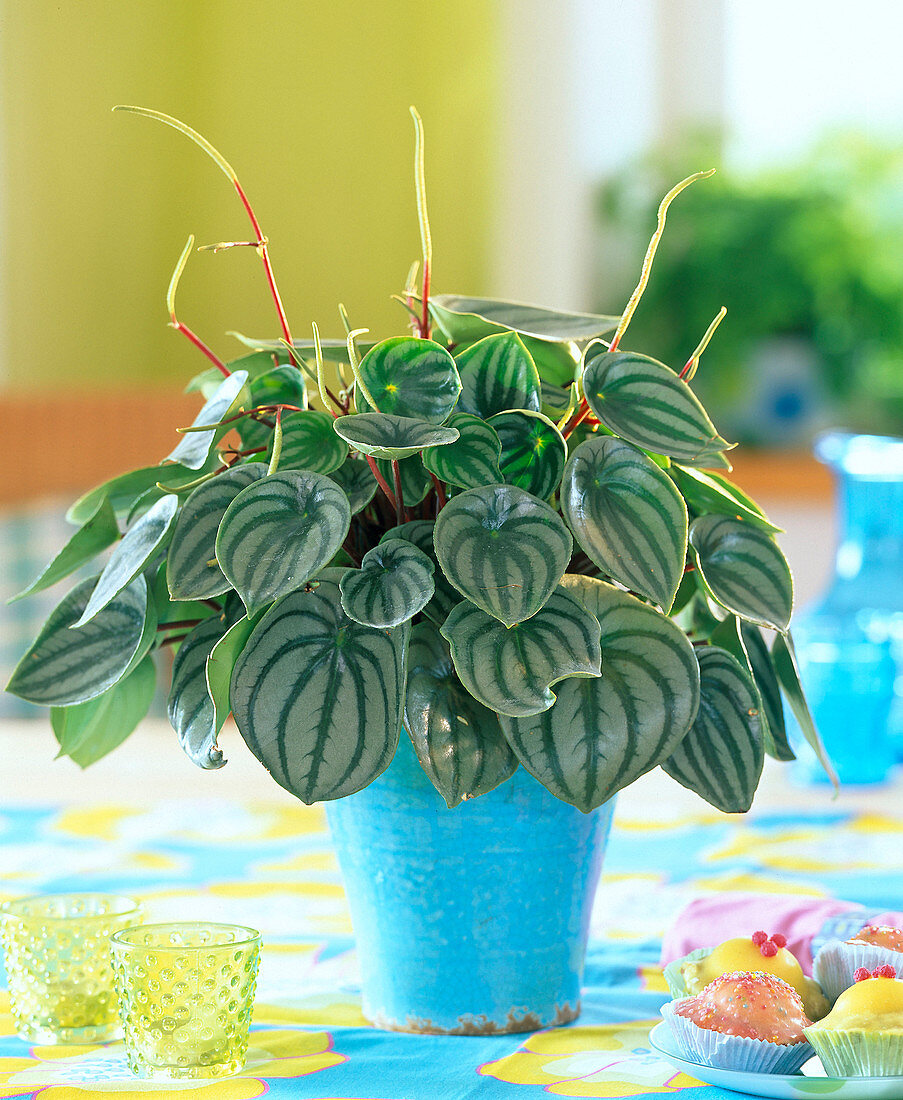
[661,970,814,1074]
[814,924,903,1004]
[665,930,829,1020]
[805,964,903,1076]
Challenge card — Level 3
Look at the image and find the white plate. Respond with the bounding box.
[648,1022,903,1099]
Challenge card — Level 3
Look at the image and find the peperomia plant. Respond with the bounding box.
[7,107,834,813]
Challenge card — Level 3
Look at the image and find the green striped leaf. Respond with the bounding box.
[6,574,156,706]
[216,471,351,615]
[333,413,458,461]
[440,586,601,717]
[539,381,572,418]
[11,496,120,602]
[710,615,795,762]
[421,412,502,490]
[67,462,213,525]
[165,370,249,469]
[489,410,567,499]
[662,646,764,813]
[404,621,517,807]
[689,515,793,632]
[433,485,572,626]
[375,455,432,506]
[74,495,179,626]
[268,410,348,474]
[168,614,233,770]
[382,520,460,625]
[525,338,581,386]
[454,333,542,418]
[428,295,618,344]
[772,631,838,786]
[583,348,732,466]
[205,611,264,751]
[167,464,268,600]
[356,337,461,423]
[339,538,435,628]
[230,332,376,360]
[561,436,688,609]
[238,365,308,450]
[327,457,378,515]
[230,577,407,803]
[52,655,156,767]
[671,466,781,534]
[499,577,699,811]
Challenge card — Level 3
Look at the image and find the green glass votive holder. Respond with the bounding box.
[0,893,144,1044]
[110,921,261,1080]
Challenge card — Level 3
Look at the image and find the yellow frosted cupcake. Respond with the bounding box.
[805,964,903,1076]
[665,930,829,1021]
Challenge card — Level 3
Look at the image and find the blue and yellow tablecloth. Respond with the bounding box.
[1,795,900,1099]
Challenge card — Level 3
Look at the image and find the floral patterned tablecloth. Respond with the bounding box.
[1,795,900,1100]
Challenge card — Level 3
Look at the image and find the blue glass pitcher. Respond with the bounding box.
[790,432,903,784]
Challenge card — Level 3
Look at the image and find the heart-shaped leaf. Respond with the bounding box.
[526,338,581,386]
[561,436,688,609]
[404,621,517,807]
[583,348,731,466]
[440,586,601,716]
[7,574,156,706]
[216,471,351,615]
[327,457,378,514]
[710,614,795,762]
[772,631,838,786]
[67,462,213,525]
[499,576,700,811]
[376,455,432,506]
[671,466,781,534]
[489,410,567,499]
[339,538,434,628]
[433,485,572,626]
[267,410,347,474]
[167,463,269,600]
[689,514,793,632]
[428,295,618,344]
[11,497,120,603]
[230,577,407,803]
[355,337,461,423]
[333,413,458,461]
[421,412,502,490]
[52,655,156,767]
[168,614,234,770]
[74,495,179,626]
[382,520,460,625]
[165,370,249,469]
[662,646,764,813]
[454,332,542,418]
[237,365,308,450]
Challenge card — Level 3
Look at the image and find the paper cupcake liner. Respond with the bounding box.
[804,1027,903,1077]
[813,941,903,1004]
[660,1000,813,1075]
[663,947,713,1001]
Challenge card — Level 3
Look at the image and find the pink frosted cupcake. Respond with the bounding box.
[661,970,814,1074]
[814,924,903,1004]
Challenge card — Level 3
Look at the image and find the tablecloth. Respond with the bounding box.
[1,794,901,1099]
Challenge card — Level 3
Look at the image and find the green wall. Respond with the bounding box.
[1,1,499,391]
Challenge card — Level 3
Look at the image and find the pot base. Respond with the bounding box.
[368,1001,580,1036]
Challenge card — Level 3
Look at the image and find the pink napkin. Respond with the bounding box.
[660,893,903,972]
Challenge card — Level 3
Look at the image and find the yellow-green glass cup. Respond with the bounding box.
[0,893,144,1043]
[110,921,261,1080]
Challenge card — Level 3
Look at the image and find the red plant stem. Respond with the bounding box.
[364,454,398,511]
[159,633,190,648]
[231,178,294,347]
[342,532,362,567]
[678,359,693,380]
[392,459,405,525]
[157,619,203,632]
[201,599,222,610]
[428,473,446,510]
[419,261,431,339]
[608,334,621,355]
[563,402,592,440]
[171,321,230,377]
[221,445,267,461]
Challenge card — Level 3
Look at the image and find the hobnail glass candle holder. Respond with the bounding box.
[110,921,260,1080]
[0,893,144,1043]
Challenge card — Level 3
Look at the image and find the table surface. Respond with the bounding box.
[1,719,901,1099]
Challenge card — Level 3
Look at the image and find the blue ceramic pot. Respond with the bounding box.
[325,736,614,1034]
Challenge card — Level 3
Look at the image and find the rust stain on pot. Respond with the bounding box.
[370,1001,580,1035]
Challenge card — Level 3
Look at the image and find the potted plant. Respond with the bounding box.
[7,107,832,1035]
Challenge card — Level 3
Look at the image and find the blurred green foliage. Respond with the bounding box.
[598,134,903,444]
